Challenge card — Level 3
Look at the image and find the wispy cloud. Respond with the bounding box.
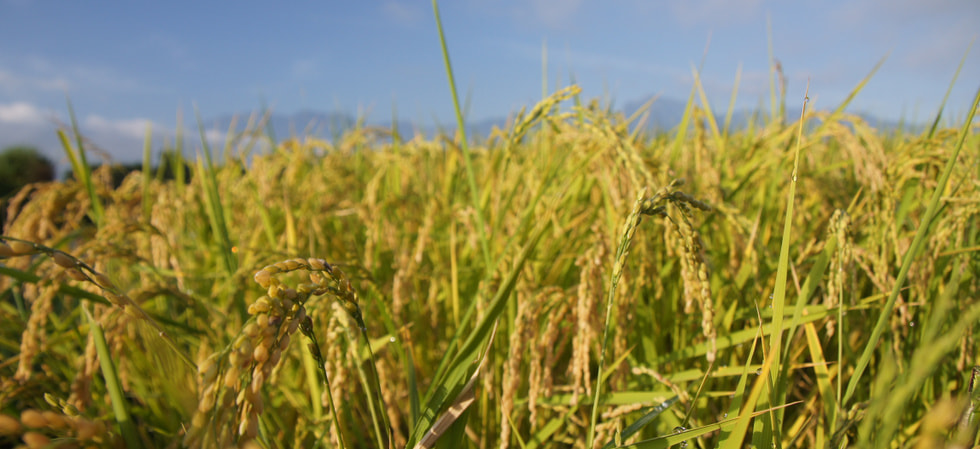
[290,58,320,80]
[501,38,681,78]
[138,33,195,70]
[382,1,425,27]
[0,68,70,94]
[528,0,584,30]
[900,18,978,73]
[0,102,48,125]
[0,101,229,172]
[561,47,686,80]
[84,115,154,140]
[0,55,146,97]
[63,64,145,93]
[692,67,771,101]
[825,0,979,80]
[845,0,980,21]
[831,0,980,40]
[668,0,765,28]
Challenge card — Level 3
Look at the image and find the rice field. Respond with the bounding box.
[2,13,980,449]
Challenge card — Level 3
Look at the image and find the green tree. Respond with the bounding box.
[0,145,55,198]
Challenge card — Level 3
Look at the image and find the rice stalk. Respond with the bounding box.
[432,0,492,270]
[842,85,980,409]
[587,189,647,449]
[84,303,140,448]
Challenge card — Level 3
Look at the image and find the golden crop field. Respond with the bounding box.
[1,15,980,448]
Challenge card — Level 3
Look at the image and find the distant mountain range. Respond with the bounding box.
[202,109,520,142]
[1,93,920,180]
[201,97,719,141]
[201,94,914,142]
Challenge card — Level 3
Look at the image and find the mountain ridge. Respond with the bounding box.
[204,94,913,141]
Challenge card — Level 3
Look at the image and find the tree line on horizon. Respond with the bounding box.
[0,145,192,229]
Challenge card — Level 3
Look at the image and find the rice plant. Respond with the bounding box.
[1,5,979,448]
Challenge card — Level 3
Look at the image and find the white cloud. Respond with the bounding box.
[557,45,684,79]
[0,102,48,125]
[143,34,189,62]
[528,0,584,30]
[0,107,233,176]
[0,102,65,170]
[668,0,764,28]
[900,17,978,73]
[382,1,424,26]
[0,68,70,93]
[4,55,145,95]
[67,64,144,93]
[171,125,228,148]
[477,0,585,31]
[847,0,980,21]
[693,66,771,101]
[203,129,225,146]
[84,115,155,140]
[831,0,980,40]
[290,58,320,80]
[823,0,979,87]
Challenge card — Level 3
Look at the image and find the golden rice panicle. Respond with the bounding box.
[500,290,536,449]
[14,281,59,382]
[0,414,21,436]
[253,257,359,317]
[253,257,314,289]
[5,408,109,446]
[185,352,223,443]
[208,257,346,443]
[666,218,698,315]
[2,238,39,257]
[0,240,15,258]
[391,206,435,318]
[632,365,690,404]
[0,189,80,292]
[0,238,135,310]
[510,85,581,143]
[670,204,715,363]
[642,181,715,363]
[920,397,966,449]
[68,332,99,412]
[236,290,304,441]
[374,356,406,448]
[1,241,95,389]
[190,258,331,445]
[594,403,647,447]
[612,268,634,385]
[321,300,351,447]
[689,227,716,363]
[570,233,607,405]
[22,431,50,448]
[2,181,88,249]
[534,288,569,424]
[825,209,853,337]
[53,246,173,348]
[184,350,236,447]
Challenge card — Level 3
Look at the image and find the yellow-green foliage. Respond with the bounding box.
[0,88,979,449]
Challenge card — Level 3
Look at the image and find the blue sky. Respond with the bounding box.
[1,0,978,166]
